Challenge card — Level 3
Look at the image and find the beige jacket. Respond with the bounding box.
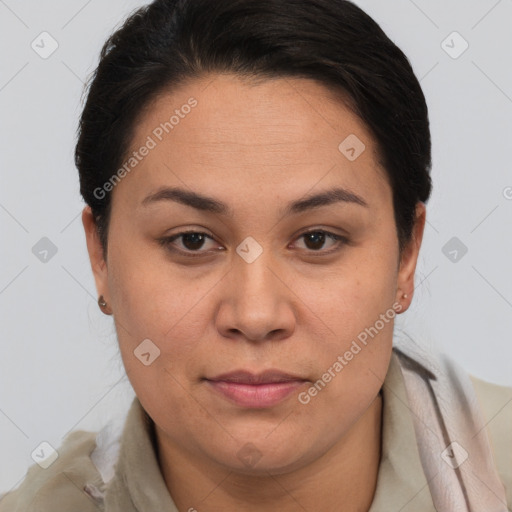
[1,351,511,511]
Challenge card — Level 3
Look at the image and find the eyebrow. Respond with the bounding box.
[141,186,368,216]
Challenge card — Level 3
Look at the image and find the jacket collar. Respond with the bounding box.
[103,397,179,511]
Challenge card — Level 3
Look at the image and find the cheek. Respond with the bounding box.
[106,239,207,383]
[304,240,398,393]
[299,272,395,428]
[107,233,199,335]
[310,243,398,341]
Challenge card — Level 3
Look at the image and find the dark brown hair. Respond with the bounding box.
[75,0,432,255]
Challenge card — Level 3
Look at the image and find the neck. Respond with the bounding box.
[156,392,383,512]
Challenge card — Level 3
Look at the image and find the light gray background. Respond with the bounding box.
[1,0,511,493]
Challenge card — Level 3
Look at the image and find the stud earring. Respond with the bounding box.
[98,295,111,315]
[403,293,408,299]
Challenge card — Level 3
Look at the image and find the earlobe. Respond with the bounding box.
[82,206,110,308]
[395,202,426,312]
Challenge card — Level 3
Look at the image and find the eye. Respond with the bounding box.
[292,229,348,254]
[159,231,222,257]
[159,228,348,258]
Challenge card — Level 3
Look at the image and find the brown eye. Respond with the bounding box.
[179,232,207,251]
[159,231,221,257]
[159,228,348,259]
[294,230,348,254]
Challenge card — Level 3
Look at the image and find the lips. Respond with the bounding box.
[206,369,306,384]
[204,370,308,408]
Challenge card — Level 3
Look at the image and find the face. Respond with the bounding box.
[84,73,425,475]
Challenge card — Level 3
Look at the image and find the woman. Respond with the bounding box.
[1,0,510,510]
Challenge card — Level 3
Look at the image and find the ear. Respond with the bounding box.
[82,206,110,309]
[395,202,426,313]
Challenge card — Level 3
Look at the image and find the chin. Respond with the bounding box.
[204,432,317,476]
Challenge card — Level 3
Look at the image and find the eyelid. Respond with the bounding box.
[159,228,349,258]
[159,230,221,258]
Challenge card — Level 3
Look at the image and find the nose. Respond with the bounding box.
[215,250,296,343]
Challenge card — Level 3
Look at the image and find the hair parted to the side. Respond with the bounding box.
[75,0,432,257]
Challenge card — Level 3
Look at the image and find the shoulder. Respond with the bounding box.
[469,374,512,506]
[0,430,105,512]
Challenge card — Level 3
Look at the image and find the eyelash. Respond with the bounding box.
[158,229,348,258]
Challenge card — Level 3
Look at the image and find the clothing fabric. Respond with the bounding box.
[1,347,511,511]
[393,342,508,511]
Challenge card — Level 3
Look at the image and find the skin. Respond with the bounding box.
[83,73,426,511]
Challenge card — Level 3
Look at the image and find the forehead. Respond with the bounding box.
[113,73,390,210]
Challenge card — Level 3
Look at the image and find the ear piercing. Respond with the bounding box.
[98,295,111,315]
